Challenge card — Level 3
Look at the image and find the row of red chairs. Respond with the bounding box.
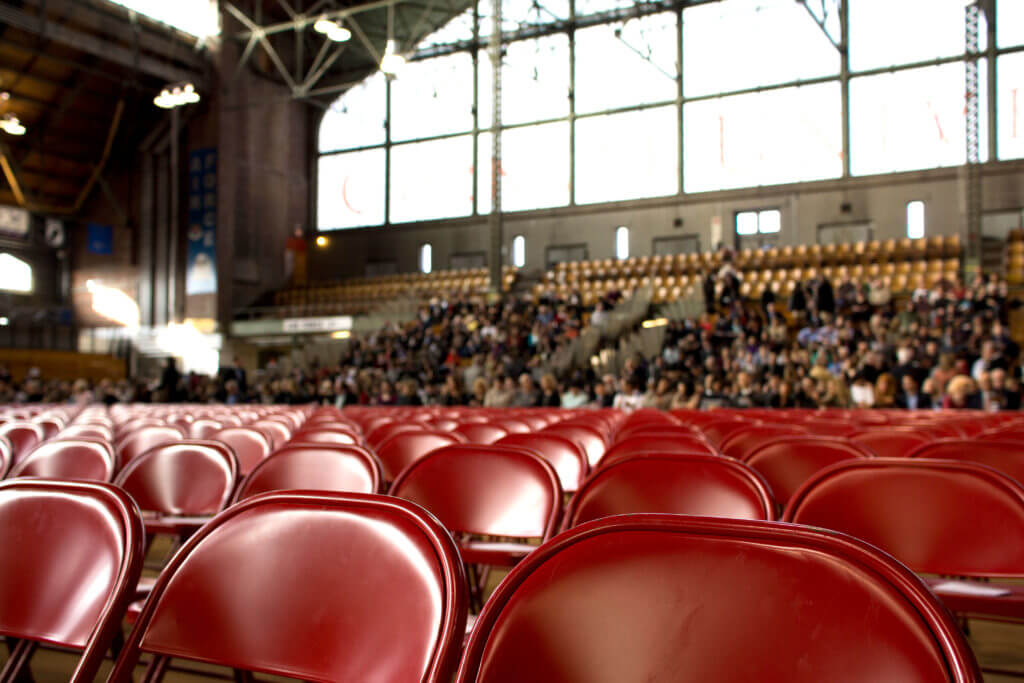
[0,480,986,682]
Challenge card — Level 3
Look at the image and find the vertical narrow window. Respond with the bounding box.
[615,226,630,260]
[907,201,925,239]
[420,244,432,274]
[512,235,526,268]
[735,210,781,235]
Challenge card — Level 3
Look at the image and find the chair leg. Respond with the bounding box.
[109,625,125,659]
[233,670,255,683]
[140,655,169,683]
[0,639,37,683]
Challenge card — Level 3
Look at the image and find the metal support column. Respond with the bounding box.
[965,2,983,278]
[471,2,480,217]
[839,0,850,178]
[568,1,576,207]
[384,76,392,229]
[138,153,155,327]
[488,0,503,292]
[986,0,997,162]
[677,4,684,196]
[169,107,180,323]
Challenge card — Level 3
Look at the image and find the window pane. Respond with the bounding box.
[574,13,677,114]
[907,201,925,239]
[575,106,678,204]
[479,34,569,127]
[684,82,841,193]
[0,253,31,292]
[390,52,474,141]
[418,8,474,47]
[683,0,838,97]
[849,0,971,71]
[998,53,1024,160]
[576,0,635,15]
[999,0,1024,48]
[390,136,473,223]
[616,226,629,260]
[104,0,219,38]
[850,63,988,175]
[317,149,386,230]
[736,212,758,235]
[512,235,526,267]
[478,122,570,212]
[759,210,781,234]
[318,73,386,152]
[420,244,432,273]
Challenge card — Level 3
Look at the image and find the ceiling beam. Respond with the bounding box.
[0,3,204,85]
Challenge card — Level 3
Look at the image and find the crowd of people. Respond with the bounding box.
[1,263,1020,413]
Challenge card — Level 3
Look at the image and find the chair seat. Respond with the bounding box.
[459,541,535,567]
[925,577,1024,622]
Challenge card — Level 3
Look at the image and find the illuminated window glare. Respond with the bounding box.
[0,253,31,293]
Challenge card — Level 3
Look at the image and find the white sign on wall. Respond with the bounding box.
[0,206,29,238]
[282,316,353,333]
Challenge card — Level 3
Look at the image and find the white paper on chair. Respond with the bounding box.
[932,581,1010,597]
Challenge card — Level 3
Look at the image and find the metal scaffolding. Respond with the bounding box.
[964,1,983,277]
[488,0,504,292]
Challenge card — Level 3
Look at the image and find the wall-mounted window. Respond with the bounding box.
[420,244,432,274]
[512,235,526,268]
[907,201,925,239]
[615,226,629,260]
[736,209,781,236]
[0,253,32,293]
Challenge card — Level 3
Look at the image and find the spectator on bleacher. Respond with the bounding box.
[612,377,645,412]
[538,374,561,407]
[561,381,589,408]
[788,281,808,323]
[812,275,835,316]
[942,375,980,410]
[469,377,489,407]
[513,373,540,407]
[972,340,998,381]
[873,373,898,408]
[484,376,514,408]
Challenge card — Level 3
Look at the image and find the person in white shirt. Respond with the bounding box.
[612,377,646,412]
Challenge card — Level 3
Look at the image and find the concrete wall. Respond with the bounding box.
[310,162,1024,279]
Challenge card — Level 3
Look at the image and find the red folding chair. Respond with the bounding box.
[744,436,873,508]
[232,444,383,504]
[784,458,1024,623]
[455,423,509,445]
[187,418,224,440]
[8,437,116,482]
[456,514,981,682]
[496,433,589,493]
[719,424,808,460]
[116,425,186,466]
[0,479,144,682]
[107,492,466,683]
[542,423,607,466]
[599,433,717,468]
[211,426,273,475]
[58,423,114,442]
[251,419,291,449]
[564,454,774,529]
[908,439,1024,484]
[377,430,464,482]
[850,428,935,458]
[0,435,10,478]
[0,421,45,465]
[389,444,562,571]
[288,426,361,446]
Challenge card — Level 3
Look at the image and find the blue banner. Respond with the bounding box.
[87,223,113,255]
[186,148,217,296]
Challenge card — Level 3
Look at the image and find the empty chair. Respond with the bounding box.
[850,428,934,458]
[719,424,809,460]
[115,440,238,537]
[455,423,508,445]
[784,458,1024,622]
[108,492,467,683]
[565,454,774,529]
[0,435,9,476]
[366,421,423,450]
[492,419,531,435]
[117,424,186,466]
[8,438,116,482]
[211,426,273,475]
[699,417,756,447]
[496,433,589,493]
[187,418,224,440]
[456,514,980,683]
[251,419,291,449]
[233,444,383,503]
[58,423,115,441]
[599,433,717,468]
[0,421,46,465]
[908,439,1024,484]
[542,423,607,466]
[289,427,360,446]
[32,416,64,439]
[377,430,464,482]
[744,436,872,507]
[390,445,562,567]
[0,479,144,682]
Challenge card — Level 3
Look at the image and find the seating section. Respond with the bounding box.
[270,266,519,317]
[2,401,1023,678]
[539,235,963,305]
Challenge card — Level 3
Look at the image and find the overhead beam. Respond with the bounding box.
[0,3,204,84]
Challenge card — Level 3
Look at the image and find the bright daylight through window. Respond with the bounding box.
[0,253,31,293]
[316,0,1024,230]
[102,1,219,38]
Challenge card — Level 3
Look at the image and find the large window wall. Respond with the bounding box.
[317,0,1024,231]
